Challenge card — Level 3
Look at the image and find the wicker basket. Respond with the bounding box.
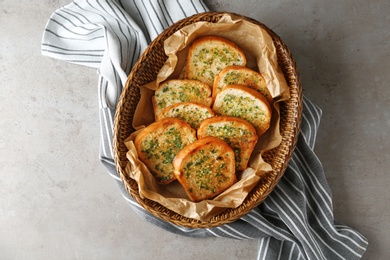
[113,12,302,228]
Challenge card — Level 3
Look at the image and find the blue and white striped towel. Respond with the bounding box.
[41,1,368,259]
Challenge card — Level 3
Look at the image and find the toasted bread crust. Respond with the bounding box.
[173,136,236,201]
[158,102,215,129]
[197,116,258,170]
[153,79,212,120]
[185,36,247,87]
[212,84,272,136]
[213,65,272,103]
[135,118,197,184]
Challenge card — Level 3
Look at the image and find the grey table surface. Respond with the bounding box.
[1,0,389,259]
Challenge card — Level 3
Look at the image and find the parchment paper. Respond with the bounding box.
[124,14,290,221]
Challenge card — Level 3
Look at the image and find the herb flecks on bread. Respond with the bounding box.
[213,65,272,103]
[153,79,212,120]
[173,136,236,202]
[185,36,247,87]
[134,118,197,184]
[198,116,258,170]
[136,35,275,201]
[159,102,215,129]
[212,84,272,136]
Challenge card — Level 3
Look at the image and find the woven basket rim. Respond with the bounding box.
[113,11,303,228]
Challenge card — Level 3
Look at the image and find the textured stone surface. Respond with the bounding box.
[1,0,389,259]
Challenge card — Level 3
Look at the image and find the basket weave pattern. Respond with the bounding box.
[113,12,302,228]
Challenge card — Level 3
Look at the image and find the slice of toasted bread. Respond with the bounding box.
[212,84,272,136]
[185,36,247,87]
[197,116,258,170]
[134,118,197,184]
[158,102,215,129]
[152,79,212,120]
[173,136,236,202]
[213,65,272,103]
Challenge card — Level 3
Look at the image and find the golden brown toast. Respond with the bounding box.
[185,36,246,87]
[152,79,212,120]
[158,102,215,129]
[173,136,236,201]
[213,65,272,103]
[197,116,258,170]
[134,118,197,184]
[212,84,272,136]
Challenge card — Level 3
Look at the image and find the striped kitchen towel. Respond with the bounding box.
[41,0,368,259]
